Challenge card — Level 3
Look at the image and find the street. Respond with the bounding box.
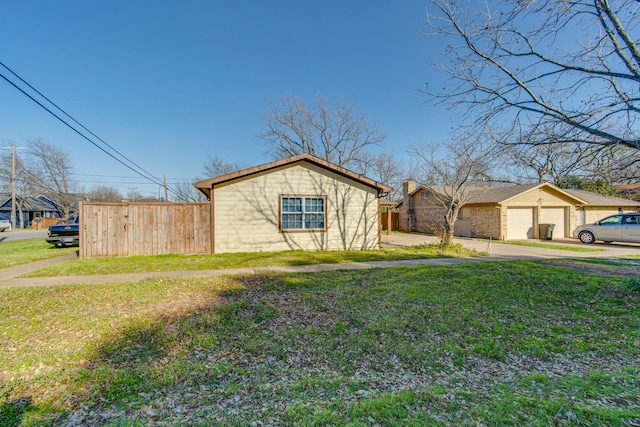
[0,229,48,242]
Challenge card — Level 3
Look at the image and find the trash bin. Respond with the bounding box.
[539,223,555,240]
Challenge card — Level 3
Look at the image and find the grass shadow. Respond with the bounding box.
[5,263,639,425]
[0,398,35,427]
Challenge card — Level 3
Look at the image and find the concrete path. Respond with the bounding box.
[1,234,639,289]
[381,233,640,259]
[0,252,78,283]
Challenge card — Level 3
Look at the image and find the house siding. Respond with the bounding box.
[506,188,571,207]
[213,163,380,253]
[581,207,637,225]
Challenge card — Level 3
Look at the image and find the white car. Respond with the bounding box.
[0,215,10,232]
[574,213,640,244]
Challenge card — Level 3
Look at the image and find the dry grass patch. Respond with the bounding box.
[1,262,638,426]
[22,244,481,278]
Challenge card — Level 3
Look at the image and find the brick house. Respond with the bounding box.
[397,181,640,240]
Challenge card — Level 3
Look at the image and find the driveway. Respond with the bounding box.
[381,232,640,260]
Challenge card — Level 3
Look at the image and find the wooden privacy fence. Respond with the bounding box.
[34,217,65,230]
[79,202,211,258]
[379,211,399,231]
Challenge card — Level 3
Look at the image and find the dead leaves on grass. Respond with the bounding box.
[54,271,640,425]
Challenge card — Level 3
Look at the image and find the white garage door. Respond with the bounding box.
[507,208,534,240]
[540,208,565,239]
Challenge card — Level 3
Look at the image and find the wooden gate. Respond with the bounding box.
[380,211,399,231]
[79,202,211,258]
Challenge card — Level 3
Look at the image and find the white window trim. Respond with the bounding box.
[279,195,327,232]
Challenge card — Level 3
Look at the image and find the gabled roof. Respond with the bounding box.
[194,154,392,199]
[466,182,588,205]
[405,185,487,200]
[563,188,640,207]
[0,194,65,213]
[396,182,589,208]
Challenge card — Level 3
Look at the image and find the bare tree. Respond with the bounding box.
[498,122,599,185]
[503,142,587,185]
[174,180,208,203]
[85,184,123,202]
[410,137,497,245]
[125,189,160,202]
[260,93,386,169]
[585,145,640,184]
[24,138,79,217]
[202,155,245,178]
[175,156,246,202]
[425,0,640,150]
[498,121,640,185]
[355,151,405,200]
[0,151,37,228]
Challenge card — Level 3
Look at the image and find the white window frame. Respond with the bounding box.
[280,195,327,232]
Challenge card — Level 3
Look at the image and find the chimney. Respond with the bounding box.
[403,180,416,204]
[403,180,417,232]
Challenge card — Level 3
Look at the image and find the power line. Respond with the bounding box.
[74,172,196,181]
[0,60,163,185]
[0,60,181,198]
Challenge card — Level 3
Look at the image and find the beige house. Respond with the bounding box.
[195,154,391,253]
[397,181,640,240]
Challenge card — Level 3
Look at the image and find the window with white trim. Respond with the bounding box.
[280,196,326,231]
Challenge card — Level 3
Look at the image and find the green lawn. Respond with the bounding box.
[1,262,638,426]
[0,240,77,270]
[492,240,605,252]
[23,243,481,277]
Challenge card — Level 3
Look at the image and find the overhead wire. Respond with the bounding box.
[0,60,181,198]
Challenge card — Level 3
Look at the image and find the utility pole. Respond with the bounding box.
[163,174,169,203]
[2,144,27,230]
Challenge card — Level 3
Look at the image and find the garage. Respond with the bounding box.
[540,208,566,239]
[507,208,534,240]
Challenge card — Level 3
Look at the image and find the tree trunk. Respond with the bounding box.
[17,202,25,229]
[441,207,458,245]
[442,222,454,245]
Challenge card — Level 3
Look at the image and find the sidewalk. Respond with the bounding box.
[1,234,639,289]
[0,252,78,283]
[0,257,495,289]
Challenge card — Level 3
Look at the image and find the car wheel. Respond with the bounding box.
[579,231,595,244]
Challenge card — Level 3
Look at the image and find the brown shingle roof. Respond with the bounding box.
[396,182,589,207]
[563,188,640,207]
[194,154,392,198]
[465,183,544,204]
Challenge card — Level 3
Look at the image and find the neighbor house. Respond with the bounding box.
[0,194,65,228]
[564,188,640,227]
[397,181,640,240]
[195,154,391,253]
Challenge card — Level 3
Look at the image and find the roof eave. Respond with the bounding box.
[194,154,392,195]
[497,182,589,205]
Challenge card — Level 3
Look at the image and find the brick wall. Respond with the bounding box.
[398,206,446,233]
[469,207,501,239]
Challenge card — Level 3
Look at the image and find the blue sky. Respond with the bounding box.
[0,1,452,198]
